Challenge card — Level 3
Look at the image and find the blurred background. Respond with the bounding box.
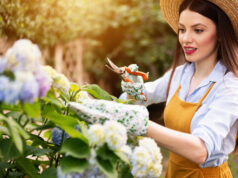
[0,0,237,176]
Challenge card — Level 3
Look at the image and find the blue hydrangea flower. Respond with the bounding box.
[16,72,39,103]
[0,58,6,74]
[3,80,22,104]
[0,76,10,102]
[51,126,81,146]
[51,128,70,146]
[34,68,51,98]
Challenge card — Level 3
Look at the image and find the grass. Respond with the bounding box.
[159,148,238,177]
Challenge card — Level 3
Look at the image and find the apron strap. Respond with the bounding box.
[198,82,216,105]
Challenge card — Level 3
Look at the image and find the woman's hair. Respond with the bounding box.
[166,0,238,151]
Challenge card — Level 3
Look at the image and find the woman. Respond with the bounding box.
[70,0,238,177]
[121,0,238,177]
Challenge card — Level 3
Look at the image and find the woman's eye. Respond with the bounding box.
[178,28,185,33]
[195,29,204,33]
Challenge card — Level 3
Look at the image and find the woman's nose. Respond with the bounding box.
[182,32,193,43]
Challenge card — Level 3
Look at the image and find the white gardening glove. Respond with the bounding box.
[68,99,149,136]
[121,64,148,101]
[121,80,146,101]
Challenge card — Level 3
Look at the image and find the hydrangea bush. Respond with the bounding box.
[0,39,162,178]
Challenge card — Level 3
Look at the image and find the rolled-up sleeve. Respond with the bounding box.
[191,74,238,167]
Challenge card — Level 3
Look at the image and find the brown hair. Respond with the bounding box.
[166,0,238,151]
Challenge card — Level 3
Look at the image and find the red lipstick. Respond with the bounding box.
[184,46,197,55]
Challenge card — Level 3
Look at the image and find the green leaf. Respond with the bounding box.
[5,111,22,119]
[30,122,55,132]
[0,139,21,161]
[70,82,80,93]
[59,92,70,103]
[30,134,57,151]
[25,146,53,157]
[118,164,133,178]
[94,144,119,178]
[16,157,38,178]
[78,121,89,139]
[114,150,130,164]
[43,130,52,140]
[96,156,118,178]
[0,125,9,135]
[8,172,24,177]
[96,144,118,164]
[0,103,21,112]
[60,156,89,174]
[42,97,64,108]
[44,111,88,143]
[39,168,57,178]
[23,102,41,118]
[0,162,12,176]
[82,84,113,100]
[0,115,29,153]
[60,138,90,159]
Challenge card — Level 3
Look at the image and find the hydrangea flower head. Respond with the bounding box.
[119,145,132,159]
[34,68,52,97]
[75,91,90,102]
[130,137,163,178]
[88,124,105,146]
[2,80,22,104]
[139,137,162,164]
[0,76,10,102]
[103,121,127,150]
[41,65,57,80]
[131,146,153,177]
[52,73,70,93]
[16,71,39,103]
[4,39,41,72]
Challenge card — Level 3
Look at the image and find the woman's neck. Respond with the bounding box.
[193,59,217,79]
[186,59,217,97]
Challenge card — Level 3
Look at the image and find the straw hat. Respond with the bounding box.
[160,0,238,40]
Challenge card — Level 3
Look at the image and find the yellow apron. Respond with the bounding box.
[164,83,232,178]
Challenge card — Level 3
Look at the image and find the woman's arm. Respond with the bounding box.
[146,120,208,165]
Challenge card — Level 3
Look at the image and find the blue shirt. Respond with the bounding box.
[121,61,238,168]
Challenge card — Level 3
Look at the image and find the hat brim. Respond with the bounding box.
[160,0,238,40]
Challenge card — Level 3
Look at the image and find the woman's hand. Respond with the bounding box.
[121,80,147,101]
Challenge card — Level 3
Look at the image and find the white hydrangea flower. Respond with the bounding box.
[148,163,163,178]
[75,91,90,101]
[130,137,163,178]
[119,145,132,159]
[41,65,57,80]
[103,121,127,150]
[53,73,70,93]
[88,124,105,146]
[131,146,153,178]
[139,137,162,164]
[5,39,41,72]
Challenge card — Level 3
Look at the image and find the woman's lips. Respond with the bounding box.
[184,47,197,55]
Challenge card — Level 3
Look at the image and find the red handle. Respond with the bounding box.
[125,67,148,81]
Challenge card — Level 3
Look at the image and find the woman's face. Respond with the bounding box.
[178,9,218,63]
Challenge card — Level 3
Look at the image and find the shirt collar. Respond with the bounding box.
[203,60,227,83]
[183,60,227,88]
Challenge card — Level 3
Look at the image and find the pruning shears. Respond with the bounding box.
[105,58,149,83]
[105,58,148,101]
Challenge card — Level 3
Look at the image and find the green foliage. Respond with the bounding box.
[60,156,89,174]
[96,144,119,178]
[0,84,133,177]
[82,0,176,95]
[60,138,90,159]
[0,0,138,46]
